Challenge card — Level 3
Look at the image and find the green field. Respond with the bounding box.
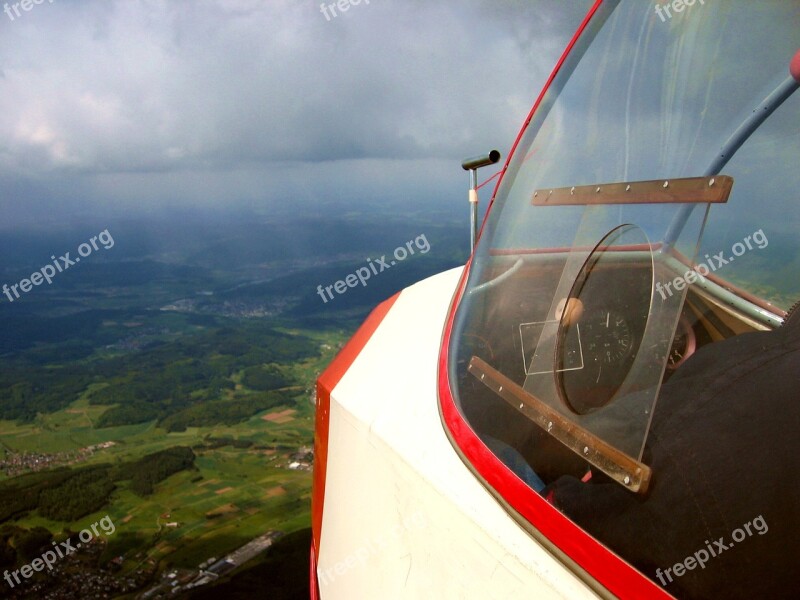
[0,327,347,581]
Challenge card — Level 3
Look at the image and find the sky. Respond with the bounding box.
[0,0,592,228]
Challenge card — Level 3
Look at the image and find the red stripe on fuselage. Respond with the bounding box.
[311,292,401,556]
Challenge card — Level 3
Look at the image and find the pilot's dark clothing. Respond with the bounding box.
[548,311,800,599]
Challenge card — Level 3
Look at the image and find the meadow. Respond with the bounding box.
[0,327,346,585]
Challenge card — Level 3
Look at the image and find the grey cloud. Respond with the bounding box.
[0,0,592,221]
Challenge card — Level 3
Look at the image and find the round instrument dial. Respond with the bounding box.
[581,308,634,366]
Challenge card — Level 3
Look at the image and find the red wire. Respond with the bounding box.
[477,169,503,190]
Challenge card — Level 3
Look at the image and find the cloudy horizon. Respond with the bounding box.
[0,0,591,228]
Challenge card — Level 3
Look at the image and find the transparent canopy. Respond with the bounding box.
[448,1,800,597]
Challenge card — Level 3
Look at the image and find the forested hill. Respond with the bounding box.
[0,322,316,427]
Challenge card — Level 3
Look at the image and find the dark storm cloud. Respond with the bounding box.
[0,0,592,224]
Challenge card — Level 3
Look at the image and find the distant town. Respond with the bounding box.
[139,530,283,598]
[5,529,285,599]
[0,442,117,477]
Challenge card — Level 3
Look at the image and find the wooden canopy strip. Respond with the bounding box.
[468,356,652,494]
[532,175,732,206]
